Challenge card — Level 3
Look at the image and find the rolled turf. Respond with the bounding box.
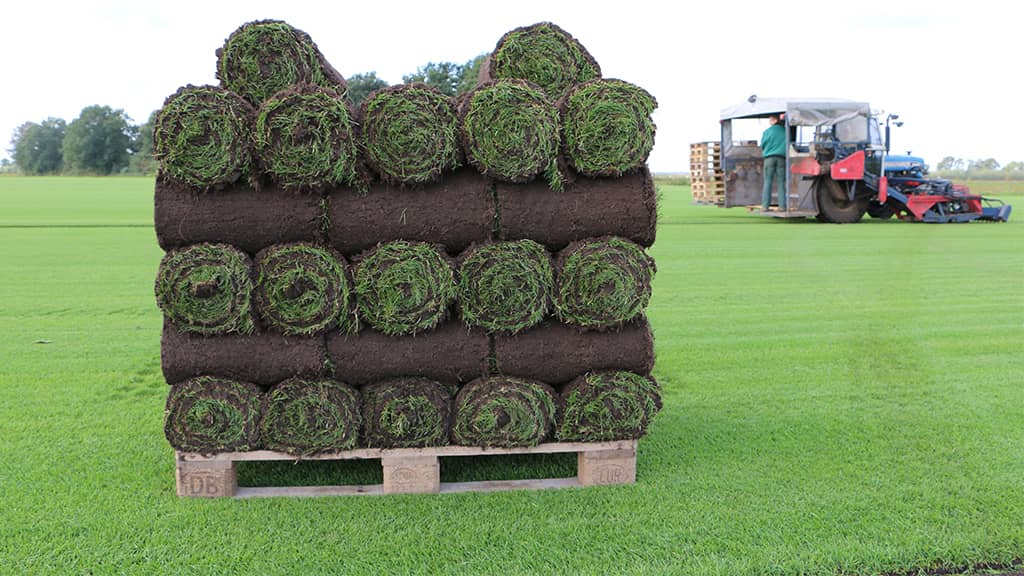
[561,78,658,177]
[459,79,563,189]
[254,243,355,336]
[457,240,554,334]
[325,320,489,386]
[556,370,662,442]
[326,167,493,256]
[360,83,460,186]
[493,319,655,385]
[484,21,601,101]
[154,174,323,255]
[153,85,254,190]
[155,243,255,336]
[555,236,655,329]
[496,166,657,252]
[452,376,557,448]
[255,83,360,191]
[353,241,455,336]
[362,378,452,448]
[161,320,327,388]
[164,376,262,453]
[216,19,347,106]
[260,378,361,456]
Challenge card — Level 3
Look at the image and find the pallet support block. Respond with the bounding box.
[176,454,237,497]
[578,445,637,486]
[382,455,441,494]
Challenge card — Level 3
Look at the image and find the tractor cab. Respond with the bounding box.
[720,97,878,220]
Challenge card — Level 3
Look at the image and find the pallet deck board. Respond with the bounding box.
[176,440,639,497]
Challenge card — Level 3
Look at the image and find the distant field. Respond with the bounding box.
[1,176,1023,575]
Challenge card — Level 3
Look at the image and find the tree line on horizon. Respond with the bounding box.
[3,55,486,176]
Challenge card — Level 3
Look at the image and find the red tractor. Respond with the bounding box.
[719,97,1011,223]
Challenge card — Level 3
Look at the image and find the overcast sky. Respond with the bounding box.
[2,0,1019,173]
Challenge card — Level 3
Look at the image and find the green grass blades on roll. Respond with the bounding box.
[155,243,255,335]
[153,85,254,189]
[216,19,347,106]
[255,83,360,191]
[556,371,662,442]
[360,83,460,186]
[562,79,658,177]
[459,79,563,190]
[457,240,553,334]
[354,241,455,336]
[362,378,452,448]
[260,378,361,456]
[555,236,655,329]
[452,376,556,448]
[489,21,601,101]
[164,377,261,453]
[254,243,355,336]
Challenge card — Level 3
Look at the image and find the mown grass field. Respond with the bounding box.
[0,176,1022,575]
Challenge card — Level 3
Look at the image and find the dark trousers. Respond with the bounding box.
[762,156,786,210]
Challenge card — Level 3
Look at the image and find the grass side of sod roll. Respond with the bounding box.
[260,378,361,456]
[3,177,1024,575]
[459,79,563,190]
[556,370,662,441]
[555,236,655,329]
[457,240,554,333]
[254,243,355,335]
[255,83,360,191]
[489,21,601,101]
[561,78,658,177]
[164,376,262,453]
[153,85,254,189]
[360,83,461,185]
[452,375,557,448]
[361,378,452,448]
[154,242,255,335]
[353,241,456,336]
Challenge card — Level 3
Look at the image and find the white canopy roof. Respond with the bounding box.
[720,96,871,124]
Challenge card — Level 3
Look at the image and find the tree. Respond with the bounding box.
[403,62,461,96]
[936,156,964,172]
[128,110,158,175]
[1003,161,1024,173]
[969,158,1000,171]
[9,118,66,175]
[62,105,137,175]
[456,53,488,96]
[345,72,389,107]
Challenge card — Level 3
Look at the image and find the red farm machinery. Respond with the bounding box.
[716,97,1012,223]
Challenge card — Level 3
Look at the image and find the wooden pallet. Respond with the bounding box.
[690,142,725,205]
[176,440,639,498]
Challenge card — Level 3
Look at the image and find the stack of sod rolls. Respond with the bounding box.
[155,19,661,456]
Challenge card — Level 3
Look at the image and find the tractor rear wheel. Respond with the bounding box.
[814,177,868,223]
[867,200,895,219]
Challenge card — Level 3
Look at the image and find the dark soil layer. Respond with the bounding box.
[496,166,656,252]
[451,375,557,448]
[216,19,347,106]
[154,174,322,255]
[361,378,452,448]
[161,320,326,388]
[325,321,489,386]
[260,378,361,455]
[164,376,262,453]
[327,167,493,256]
[493,319,654,385]
[555,370,662,441]
[153,85,254,190]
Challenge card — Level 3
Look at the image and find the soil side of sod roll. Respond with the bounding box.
[325,320,489,387]
[493,319,655,385]
[161,320,327,388]
[496,166,657,252]
[154,174,323,255]
[326,167,493,256]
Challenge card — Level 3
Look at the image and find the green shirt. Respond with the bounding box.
[760,123,787,157]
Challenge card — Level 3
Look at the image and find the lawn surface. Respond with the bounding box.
[1,176,1022,575]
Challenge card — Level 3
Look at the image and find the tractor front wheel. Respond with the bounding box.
[814,177,868,223]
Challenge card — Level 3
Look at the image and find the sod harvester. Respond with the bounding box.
[719,97,1012,223]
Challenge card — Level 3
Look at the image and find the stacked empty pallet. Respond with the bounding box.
[690,141,724,205]
[154,20,662,497]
